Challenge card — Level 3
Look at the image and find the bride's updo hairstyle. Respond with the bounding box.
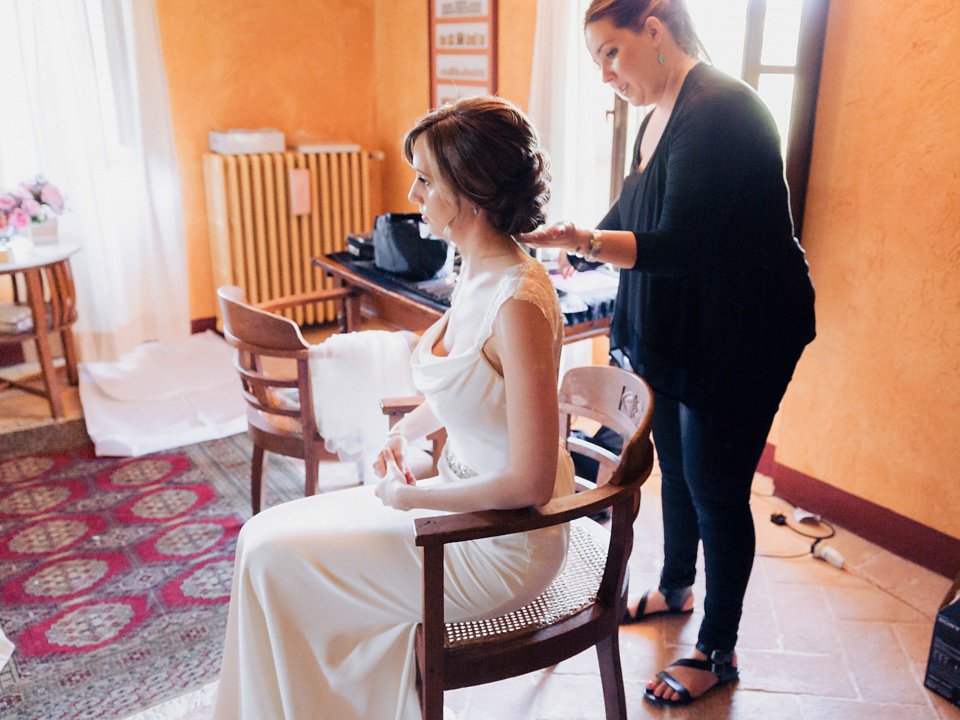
[403,96,550,236]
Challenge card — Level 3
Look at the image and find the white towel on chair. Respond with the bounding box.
[308,330,418,483]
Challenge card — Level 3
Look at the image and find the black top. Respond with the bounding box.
[583,63,815,426]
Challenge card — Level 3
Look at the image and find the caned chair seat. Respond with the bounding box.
[444,521,606,647]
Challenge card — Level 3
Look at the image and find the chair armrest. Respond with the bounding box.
[256,288,354,313]
[413,479,638,548]
[380,395,426,418]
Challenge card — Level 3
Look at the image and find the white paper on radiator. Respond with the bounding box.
[79,331,246,457]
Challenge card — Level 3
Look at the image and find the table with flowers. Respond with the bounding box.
[0,176,76,418]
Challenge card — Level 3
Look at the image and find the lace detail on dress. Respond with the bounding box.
[477,259,564,359]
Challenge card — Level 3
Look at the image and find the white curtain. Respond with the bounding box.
[528,0,617,230]
[529,0,618,374]
[0,0,189,362]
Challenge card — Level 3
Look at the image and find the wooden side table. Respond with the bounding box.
[0,241,80,419]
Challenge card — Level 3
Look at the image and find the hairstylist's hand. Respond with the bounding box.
[517,221,590,256]
[374,452,416,511]
[556,250,576,279]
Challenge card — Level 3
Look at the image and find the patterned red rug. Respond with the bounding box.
[0,435,304,720]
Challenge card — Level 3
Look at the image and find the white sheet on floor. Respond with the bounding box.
[79,331,246,457]
[0,625,12,671]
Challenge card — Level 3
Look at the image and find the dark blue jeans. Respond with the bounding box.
[652,393,777,656]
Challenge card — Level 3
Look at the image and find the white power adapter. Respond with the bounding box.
[812,541,845,569]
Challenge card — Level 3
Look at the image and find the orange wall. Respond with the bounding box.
[156,0,379,321]
[374,0,537,214]
[772,0,960,540]
[159,0,536,322]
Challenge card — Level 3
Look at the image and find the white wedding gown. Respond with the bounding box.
[212,257,575,720]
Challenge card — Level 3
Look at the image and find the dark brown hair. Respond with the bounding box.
[403,96,550,236]
[584,0,707,60]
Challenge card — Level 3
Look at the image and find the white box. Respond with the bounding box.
[295,142,361,153]
[208,128,286,155]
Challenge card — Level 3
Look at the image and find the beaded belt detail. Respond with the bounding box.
[445,445,478,479]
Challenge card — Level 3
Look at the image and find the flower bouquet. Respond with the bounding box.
[0,176,66,246]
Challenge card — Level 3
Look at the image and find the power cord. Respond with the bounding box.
[757,511,842,563]
[754,490,936,618]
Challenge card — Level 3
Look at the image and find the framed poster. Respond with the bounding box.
[429,0,498,108]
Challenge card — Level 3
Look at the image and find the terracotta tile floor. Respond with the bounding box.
[2,352,958,720]
[438,466,958,720]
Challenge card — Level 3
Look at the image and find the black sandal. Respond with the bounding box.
[643,649,739,706]
[622,586,693,624]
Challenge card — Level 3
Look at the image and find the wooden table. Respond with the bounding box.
[0,241,80,418]
[313,252,615,343]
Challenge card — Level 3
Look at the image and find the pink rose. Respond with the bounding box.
[9,208,29,229]
[22,198,42,219]
[40,183,65,214]
[13,186,32,201]
[0,194,16,212]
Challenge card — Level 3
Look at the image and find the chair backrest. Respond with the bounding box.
[559,364,653,488]
[218,286,311,353]
[216,285,317,438]
[559,365,654,610]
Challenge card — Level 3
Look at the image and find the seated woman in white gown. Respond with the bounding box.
[212,96,575,720]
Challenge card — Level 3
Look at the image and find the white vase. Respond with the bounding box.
[27,217,58,245]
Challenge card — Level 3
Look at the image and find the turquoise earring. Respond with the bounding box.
[658,52,665,64]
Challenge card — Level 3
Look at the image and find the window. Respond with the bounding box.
[612,0,830,237]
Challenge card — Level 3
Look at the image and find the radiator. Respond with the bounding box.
[203,150,372,327]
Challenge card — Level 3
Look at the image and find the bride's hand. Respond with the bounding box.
[374,453,415,510]
[373,434,407,479]
[516,221,590,254]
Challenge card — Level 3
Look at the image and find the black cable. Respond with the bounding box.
[754,512,836,559]
[784,516,836,541]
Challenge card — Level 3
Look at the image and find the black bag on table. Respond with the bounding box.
[373,213,448,281]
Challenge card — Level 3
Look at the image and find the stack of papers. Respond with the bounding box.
[0,304,33,333]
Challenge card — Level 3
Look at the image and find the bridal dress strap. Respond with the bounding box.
[477,261,564,356]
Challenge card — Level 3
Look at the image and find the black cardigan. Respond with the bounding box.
[585,63,815,427]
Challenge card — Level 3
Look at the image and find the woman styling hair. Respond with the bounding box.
[520,0,816,707]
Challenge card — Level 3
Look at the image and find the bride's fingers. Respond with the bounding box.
[383,452,407,480]
[372,452,387,478]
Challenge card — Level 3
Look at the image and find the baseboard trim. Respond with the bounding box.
[192,317,218,335]
[763,443,959,579]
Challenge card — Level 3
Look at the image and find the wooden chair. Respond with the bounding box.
[409,364,655,720]
[217,285,357,513]
[0,256,79,418]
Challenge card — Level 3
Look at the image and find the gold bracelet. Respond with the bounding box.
[585,230,602,262]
